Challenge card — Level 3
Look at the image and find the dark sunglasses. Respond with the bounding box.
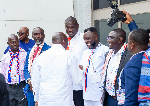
[17,32,25,35]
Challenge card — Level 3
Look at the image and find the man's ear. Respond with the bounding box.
[77,24,79,29]
[118,37,123,43]
[95,35,98,40]
[7,42,9,45]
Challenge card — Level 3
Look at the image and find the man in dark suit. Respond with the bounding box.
[0,73,10,106]
[101,28,132,106]
[23,27,50,106]
[121,29,149,106]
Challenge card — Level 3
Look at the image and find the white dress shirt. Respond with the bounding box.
[68,31,88,90]
[31,44,82,106]
[80,44,109,101]
[106,47,122,96]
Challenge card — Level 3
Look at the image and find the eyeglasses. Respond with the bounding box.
[17,32,25,35]
[107,36,115,40]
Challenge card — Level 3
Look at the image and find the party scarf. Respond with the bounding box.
[28,43,44,77]
[100,43,127,95]
[8,47,21,83]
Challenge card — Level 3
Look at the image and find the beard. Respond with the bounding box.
[91,42,96,48]
[36,40,41,45]
[88,41,96,49]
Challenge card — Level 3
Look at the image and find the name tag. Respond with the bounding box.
[90,73,101,83]
[116,89,125,105]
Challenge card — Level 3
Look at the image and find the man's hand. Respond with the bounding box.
[122,10,133,24]
[30,83,33,92]
[35,102,38,106]
[79,65,83,70]
[27,79,33,92]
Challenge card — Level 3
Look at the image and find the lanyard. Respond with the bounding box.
[85,42,101,91]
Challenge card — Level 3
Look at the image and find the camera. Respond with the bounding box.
[107,0,127,27]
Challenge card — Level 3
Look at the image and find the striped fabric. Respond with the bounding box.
[138,48,150,103]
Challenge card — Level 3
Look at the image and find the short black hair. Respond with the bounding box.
[112,28,126,43]
[130,28,149,45]
[84,27,97,33]
[65,16,78,25]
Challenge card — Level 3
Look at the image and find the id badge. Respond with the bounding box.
[90,73,101,83]
[116,89,125,105]
[11,74,17,82]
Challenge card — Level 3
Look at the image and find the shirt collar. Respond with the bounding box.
[112,43,126,56]
[51,44,65,50]
[130,51,145,60]
[71,31,80,40]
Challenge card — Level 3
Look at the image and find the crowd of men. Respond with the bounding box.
[0,10,150,106]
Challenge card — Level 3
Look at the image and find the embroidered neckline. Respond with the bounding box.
[67,32,80,52]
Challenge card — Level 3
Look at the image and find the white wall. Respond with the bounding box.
[0,0,74,59]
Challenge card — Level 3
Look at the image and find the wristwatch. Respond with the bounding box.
[128,20,134,24]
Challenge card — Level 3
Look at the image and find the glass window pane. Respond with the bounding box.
[122,13,150,43]
[121,0,147,5]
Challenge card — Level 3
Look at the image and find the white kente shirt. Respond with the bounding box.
[80,43,109,101]
[31,44,82,106]
[67,31,88,90]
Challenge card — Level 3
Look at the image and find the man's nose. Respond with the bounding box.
[68,28,73,32]
[13,42,17,45]
[107,39,110,42]
[36,34,40,38]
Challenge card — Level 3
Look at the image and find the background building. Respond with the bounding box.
[0,0,150,58]
[92,0,150,45]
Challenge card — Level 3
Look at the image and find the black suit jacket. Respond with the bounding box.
[0,73,10,106]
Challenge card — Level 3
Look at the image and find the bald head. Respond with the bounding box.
[7,34,19,53]
[52,32,68,49]
[18,27,29,42]
[19,27,29,33]
[8,34,18,42]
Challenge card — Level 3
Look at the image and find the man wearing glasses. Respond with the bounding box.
[4,27,35,54]
[100,28,132,106]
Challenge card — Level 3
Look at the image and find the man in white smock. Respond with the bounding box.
[79,27,109,106]
[31,32,82,106]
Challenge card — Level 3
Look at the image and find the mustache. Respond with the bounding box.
[36,40,41,45]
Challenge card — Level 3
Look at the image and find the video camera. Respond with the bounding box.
[107,0,127,27]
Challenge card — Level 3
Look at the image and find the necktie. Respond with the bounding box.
[33,46,40,60]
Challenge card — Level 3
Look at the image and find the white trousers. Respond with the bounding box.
[84,100,102,106]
